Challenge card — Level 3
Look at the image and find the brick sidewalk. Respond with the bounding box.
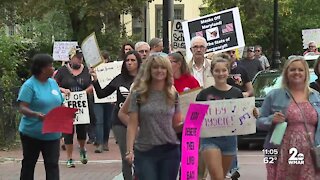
[0,137,123,180]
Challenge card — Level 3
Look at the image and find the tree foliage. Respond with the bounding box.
[203,0,320,59]
[0,29,37,146]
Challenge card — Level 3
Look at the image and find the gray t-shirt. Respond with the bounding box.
[129,90,180,151]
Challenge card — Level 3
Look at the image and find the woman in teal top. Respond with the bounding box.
[17,54,64,180]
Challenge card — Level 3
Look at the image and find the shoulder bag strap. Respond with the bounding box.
[287,90,315,148]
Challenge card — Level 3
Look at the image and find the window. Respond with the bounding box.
[155,4,184,38]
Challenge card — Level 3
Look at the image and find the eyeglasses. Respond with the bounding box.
[247,50,254,53]
[309,46,316,48]
[138,50,149,54]
[191,45,206,50]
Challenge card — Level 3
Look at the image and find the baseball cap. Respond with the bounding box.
[69,46,83,59]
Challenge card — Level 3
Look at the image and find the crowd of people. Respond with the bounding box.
[16,36,320,180]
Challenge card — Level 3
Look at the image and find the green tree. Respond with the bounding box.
[0,29,36,146]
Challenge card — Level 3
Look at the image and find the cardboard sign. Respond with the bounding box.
[181,103,209,180]
[179,88,202,118]
[81,32,104,68]
[197,97,256,137]
[172,19,186,51]
[52,41,78,61]
[93,61,123,103]
[182,7,245,59]
[64,91,90,124]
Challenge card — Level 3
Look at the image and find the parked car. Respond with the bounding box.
[237,69,317,147]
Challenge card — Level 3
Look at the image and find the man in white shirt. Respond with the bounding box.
[188,36,214,88]
[254,45,270,70]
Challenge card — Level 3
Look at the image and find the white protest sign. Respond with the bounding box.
[302,29,320,49]
[172,20,186,51]
[197,97,256,137]
[64,91,90,125]
[93,61,123,103]
[52,41,78,61]
[182,7,245,60]
[81,32,104,68]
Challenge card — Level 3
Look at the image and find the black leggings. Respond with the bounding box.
[63,124,87,144]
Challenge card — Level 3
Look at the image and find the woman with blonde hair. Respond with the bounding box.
[258,56,320,179]
[125,55,183,180]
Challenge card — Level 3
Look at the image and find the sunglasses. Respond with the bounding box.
[255,50,261,52]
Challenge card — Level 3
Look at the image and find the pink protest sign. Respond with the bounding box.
[181,103,209,180]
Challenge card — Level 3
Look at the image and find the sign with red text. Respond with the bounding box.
[64,91,90,124]
[197,97,256,137]
[181,103,209,180]
[182,7,245,59]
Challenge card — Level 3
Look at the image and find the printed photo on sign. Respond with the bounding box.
[206,27,220,41]
[182,7,245,59]
[64,91,90,125]
[197,97,256,137]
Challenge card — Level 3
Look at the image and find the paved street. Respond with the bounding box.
[0,136,267,180]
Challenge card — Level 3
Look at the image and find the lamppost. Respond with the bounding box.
[162,0,173,53]
[273,0,281,69]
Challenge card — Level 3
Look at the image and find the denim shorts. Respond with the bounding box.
[200,136,237,155]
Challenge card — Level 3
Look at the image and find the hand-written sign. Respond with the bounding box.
[64,91,90,125]
[172,19,186,51]
[182,7,245,59]
[93,61,123,103]
[81,32,104,68]
[197,97,256,137]
[52,41,78,61]
[181,103,209,180]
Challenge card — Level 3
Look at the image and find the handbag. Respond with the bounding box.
[288,91,320,170]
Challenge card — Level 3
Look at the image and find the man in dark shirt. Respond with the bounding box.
[225,50,254,97]
[240,46,263,81]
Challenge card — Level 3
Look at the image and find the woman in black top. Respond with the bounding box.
[91,50,142,180]
[54,46,93,168]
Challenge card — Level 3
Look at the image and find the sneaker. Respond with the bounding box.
[94,145,103,153]
[80,149,88,164]
[231,171,240,180]
[103,144,109,151]
[66,159,75,168]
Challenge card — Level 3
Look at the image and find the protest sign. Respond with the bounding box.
[52,41,78,61]
[179,88,202,118]
[181,103,209,180]
[93,61,123,103]
[182,7,245,59]
[64,91,90,125]
[42,107,78,134]
[197,97,256,137]
[302,29,320,49]
[172,19,186,51]
[81,32,104,68]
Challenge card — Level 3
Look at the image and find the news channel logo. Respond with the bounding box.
[288,147,304,165]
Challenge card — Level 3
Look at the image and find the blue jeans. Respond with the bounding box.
[93,103,114,145]
[134,144,180,180]
[20,133,60,180]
